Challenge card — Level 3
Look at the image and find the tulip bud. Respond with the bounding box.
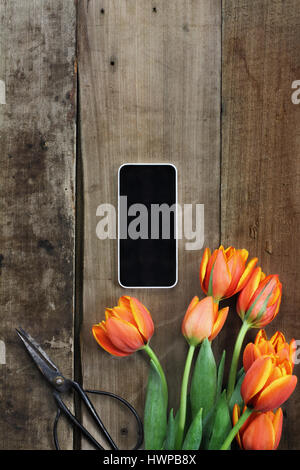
[182,296,229,346]
[92,296,154,356]
[237,268,282,327]
[200,246,257,302]
[233,404,283,450]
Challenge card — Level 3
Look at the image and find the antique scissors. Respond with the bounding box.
[16,328,143,450]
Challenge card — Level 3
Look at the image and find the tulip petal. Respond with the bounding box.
[106,317,145,353]
[247,276,278,323]
[237,267,262,316]
[227,254,248,297]
[118,295,132,310]
[239,407,258,437]
[212,248,232,300]
[183,296,214,344]
[200,248,210,293]
[232,403,240,426]
[256,302,278,327]
[232,404,243,449]
[241,357,273,405]
[235,257,258,293]
[209,306,229,341]
[130,297,154,342]
[257,339,275,356]
[290,339,297,368]
[238,249,249,264]
[224,246,235,259]
[186,296,199,316]
[254,375,297,412]
[242,413,275,450]
[255,329,267,345]
[273,408,283,450]
[92,323,129,357]
[263,366,283,388]
[225,252,240,294]
[243,343,261,372]
[277,348,290,364]
[112,305,136,324]
[270,331,286,349]
[204,249,218,293]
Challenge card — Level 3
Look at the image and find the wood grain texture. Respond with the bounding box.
[221,0,300,450]
[78,0,221,449]
[0,0,76,449]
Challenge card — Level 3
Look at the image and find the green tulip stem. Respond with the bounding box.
[220,407,253,450]
[175,344,196,450]
[227,321,250,401]
[143,344,168,403]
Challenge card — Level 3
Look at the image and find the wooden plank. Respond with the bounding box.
[222,0,300,449]
[0,0,76,449]
[78,0,221,449]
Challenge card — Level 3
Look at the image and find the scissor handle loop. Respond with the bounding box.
[85,389,144,450]
[53,386,143,451]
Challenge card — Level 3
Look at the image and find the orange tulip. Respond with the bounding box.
[241,331,297,412]
[182,296,229,345]
[243,329,296,373]
[237,268,282,327]
[92,296,154,357]
[200,246,257,302]
[233,404,283,450]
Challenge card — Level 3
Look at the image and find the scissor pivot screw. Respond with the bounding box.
[55,377,64,386]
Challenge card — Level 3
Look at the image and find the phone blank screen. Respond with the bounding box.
[118,164,177,288]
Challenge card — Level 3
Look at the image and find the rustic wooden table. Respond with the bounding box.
[0,0,299,450]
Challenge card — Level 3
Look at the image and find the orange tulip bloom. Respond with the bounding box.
[233,404,283,450]
[200,246,257,302]
[241,331,297,412]
[243,329,296,373]
[92,296,154,357]
[237,268,282,327]
[182,296,229,346]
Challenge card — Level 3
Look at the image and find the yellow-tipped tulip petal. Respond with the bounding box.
[130,297,154,343]
[241,357,273,405]
[92,323,129,357]
[242,413,275,450]
[106,317,145,354]
[272,408,283,450]
[209,306,229,341]
[253,375,297,412]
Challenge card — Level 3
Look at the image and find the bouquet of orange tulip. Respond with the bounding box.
[92,246,297,450]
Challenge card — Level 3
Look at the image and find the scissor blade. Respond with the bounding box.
[16,327,61,375]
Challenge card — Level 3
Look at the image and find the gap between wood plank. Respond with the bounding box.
[74,0,83,450]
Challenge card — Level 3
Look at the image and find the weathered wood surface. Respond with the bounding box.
[0,0,299,451]
[78,0,221,449]
[0,0,76,449]
[221,0,300,450]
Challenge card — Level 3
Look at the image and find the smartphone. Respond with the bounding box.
[118,163,177,288]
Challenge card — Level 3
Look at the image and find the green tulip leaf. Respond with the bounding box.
[144,359,167,450]
[229,371,245,414]
[237,366,245,381]
[190,338,217,420]
[208,391,231,450]
[182,408,203,450]
[216,350,226,400]
[164,409,176,450]
[201,404,216,449]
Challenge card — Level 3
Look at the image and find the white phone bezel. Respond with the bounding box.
[118,163,178,289]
